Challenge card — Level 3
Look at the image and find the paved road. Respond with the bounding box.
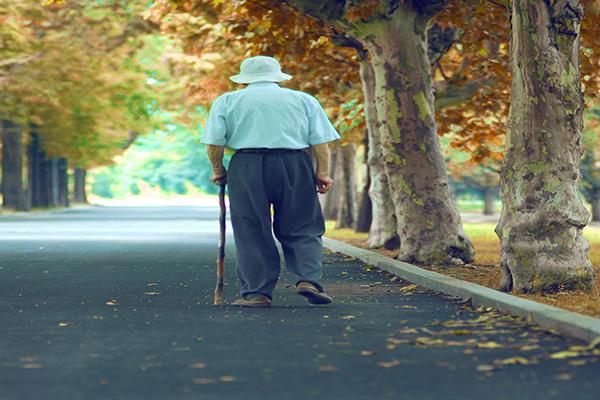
[0,206,598,400]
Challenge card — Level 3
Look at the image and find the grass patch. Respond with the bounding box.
[325,221,600,318]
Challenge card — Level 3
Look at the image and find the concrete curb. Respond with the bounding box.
[323,237,600,344]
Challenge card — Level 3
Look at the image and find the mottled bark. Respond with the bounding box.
[1,121,26,210]
[73,167,88,203]
[358,51,399,248]
[495,0,593,293]
[351,4,473,264]
[335,144,357,229]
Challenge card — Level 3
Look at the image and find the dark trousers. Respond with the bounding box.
[227,149,326,300]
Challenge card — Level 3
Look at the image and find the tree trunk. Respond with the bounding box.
[495,0,593,293]
[73,167,88,203]
[352,5,473,265]
[354,130,372,233]
[57,158,69,207]
[41,158,59,207]
[335,144,357,229]
[482,186,496,216]
[1,121,26,211]
[28,132,45,208]
[358,50,399,248]
[322,144,340,220]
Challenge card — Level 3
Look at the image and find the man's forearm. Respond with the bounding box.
[311,142,330,176]
[206,144,226,174]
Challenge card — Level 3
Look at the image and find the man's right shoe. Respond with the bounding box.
[296,281,333,305]
[231,294,272,307]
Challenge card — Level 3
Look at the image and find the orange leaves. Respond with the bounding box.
[345,0,380,22]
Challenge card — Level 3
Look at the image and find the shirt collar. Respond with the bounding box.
[245,81,280,90]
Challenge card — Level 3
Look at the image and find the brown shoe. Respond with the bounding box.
[296,282,333,305]
[231,294,272,307]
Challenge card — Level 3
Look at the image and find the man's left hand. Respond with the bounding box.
[210,171,227,185]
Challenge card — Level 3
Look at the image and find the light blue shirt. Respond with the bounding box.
[201,81,341,149]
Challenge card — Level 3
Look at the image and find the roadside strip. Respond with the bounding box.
[323,237,600,344]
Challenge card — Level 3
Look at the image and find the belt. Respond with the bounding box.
[235,147,308,154]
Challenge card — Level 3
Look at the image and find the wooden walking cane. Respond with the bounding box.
[213,182,226,305]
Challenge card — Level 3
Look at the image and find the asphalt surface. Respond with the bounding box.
[0,205,599,400]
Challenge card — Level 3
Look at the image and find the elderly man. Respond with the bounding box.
[201,55,340,307]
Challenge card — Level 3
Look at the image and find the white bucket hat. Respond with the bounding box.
[229,55,293,84]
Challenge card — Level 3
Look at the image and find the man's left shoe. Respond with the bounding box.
[296,281,333,305]
[231,294,272,307]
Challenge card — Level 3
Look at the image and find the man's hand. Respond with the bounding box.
[210,169,227,185]
[316,174,334,194]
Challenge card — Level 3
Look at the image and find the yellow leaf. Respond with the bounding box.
[218,376,236,382]
[399,284,418,293]
[550,351,580,359]
[189,363,206,369]
[495,356,529,365]
[476,341,503,349]
[340,315,355,320]
[360,350,375,356]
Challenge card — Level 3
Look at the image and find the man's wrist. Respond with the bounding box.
[213,166,226,175]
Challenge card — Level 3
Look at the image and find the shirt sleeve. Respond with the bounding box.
[200,95,228,146]
[307,95,341,146]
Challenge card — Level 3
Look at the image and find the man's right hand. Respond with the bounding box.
[316,174,334,194]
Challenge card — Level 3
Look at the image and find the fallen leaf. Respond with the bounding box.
[569,359,587,366]
[189,363,206,369]
[495,357,530,365]
[218,375,236,382]
[446,330,473,336]
[21,363,43,369]
[147,283,158,286]
[378,359,402,368]
[550,351,580,360]
[399,284,418,293]
[193,378,215,384]
[415,337,445,346]
[476,364,496,372]
[553,372,572,381]
[360,350,375,356]
[397,328,418,334]
[145,292,160,296]
[519,345,540,352]
[105,299,118,306]
[340,315,355,320]
[318,365,338,372]
[399,305,417,309]
[588,337,600,349]
[476,341,503,349]
[57,321,74,327]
